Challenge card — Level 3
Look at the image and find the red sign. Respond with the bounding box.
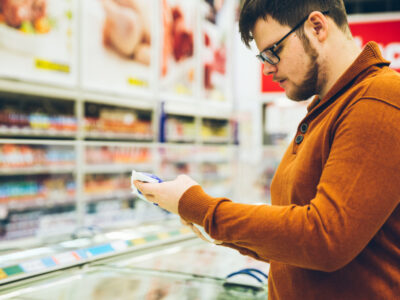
[261,14,400,93]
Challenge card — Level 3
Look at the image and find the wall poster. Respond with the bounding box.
[0,0,78,86]
[81,0,156,96]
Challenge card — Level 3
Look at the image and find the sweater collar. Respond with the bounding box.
[307,41,391,112]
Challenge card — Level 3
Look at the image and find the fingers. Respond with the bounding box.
[134,180,158,195]
[180,217,190,226]
[189,224,212,243]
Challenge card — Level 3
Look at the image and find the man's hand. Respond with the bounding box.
[180,218,223,245]
[134,174,198,215]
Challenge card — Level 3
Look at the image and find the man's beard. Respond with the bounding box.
[287,36,321,101]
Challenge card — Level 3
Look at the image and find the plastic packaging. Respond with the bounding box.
[131,170,163,203]
[130,170,220,244]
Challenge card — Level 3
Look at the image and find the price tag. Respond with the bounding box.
[35,59,70,73]
[110,241,129,251]
[157,232,170,240]
[175,84,191,95]
[127,77,148,87]
[20,260,47,273]
[131,238,146,246]
[52,252,79,265]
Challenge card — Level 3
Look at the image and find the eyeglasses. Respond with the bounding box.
[256,11,329,65]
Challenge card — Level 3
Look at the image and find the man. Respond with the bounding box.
[134,0,400,298]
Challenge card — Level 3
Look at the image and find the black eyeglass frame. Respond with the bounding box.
[256,10,330,65]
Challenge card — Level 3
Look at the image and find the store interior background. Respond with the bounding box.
[0,0,399,297]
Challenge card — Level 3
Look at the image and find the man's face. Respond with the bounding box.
[253,16,323,101]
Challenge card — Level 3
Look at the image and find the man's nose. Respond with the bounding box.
[263,63,277,76]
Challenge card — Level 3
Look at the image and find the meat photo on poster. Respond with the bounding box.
[161,0,196,96]
[81,0,154,94]
[0,0,75,85]
[0,0,71,55]
[101,0,151,66]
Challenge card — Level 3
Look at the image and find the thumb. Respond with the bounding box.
[134,180,159,195]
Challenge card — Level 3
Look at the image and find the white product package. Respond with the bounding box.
[131,170,163,201]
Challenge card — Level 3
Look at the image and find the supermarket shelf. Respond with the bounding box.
[197,102,233,118]
[84,190,134,203]
[0,139,77,146]
[165,136,197,143]
[3,196,76,212]
[0,165,76,176]
[201,173,232,181]
[163,96,233,118]
[0,79,158,110]
[201,137,232,144]
[84,131,154,141]
[0,225,195,285]
[0,127,76,138]
[0,79,78,100]
[84,164,153,174]
[83,91,156,110]
[83,140,154,147]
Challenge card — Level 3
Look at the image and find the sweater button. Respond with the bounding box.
[295,135,304,144]
[300,123,308,134]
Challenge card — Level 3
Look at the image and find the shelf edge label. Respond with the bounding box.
[35,58,70,73]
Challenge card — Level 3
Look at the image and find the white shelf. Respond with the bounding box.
[0,127,77,138]
[0,165,76,176]
[163,98,233,118]
[4,196,76,211]
[201,137,231,144]
[0,79,78,100]
[0,139,76,146]
[201,173,231,181]
[83,141,154,148]
[83,92,156,110]
[84,190,134,203]
[84,164,153,174]
[84,131,154,141]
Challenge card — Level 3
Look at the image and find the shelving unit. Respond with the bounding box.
[0,0,238,248]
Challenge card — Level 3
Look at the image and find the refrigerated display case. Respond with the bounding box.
[0,264,267,299]
[0,140,77,243]
[0,218,195,285]
[0,235,268,299]
[0,0,239,278]
[105,238,269,283]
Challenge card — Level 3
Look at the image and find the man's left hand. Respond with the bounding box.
[134,174,198,215]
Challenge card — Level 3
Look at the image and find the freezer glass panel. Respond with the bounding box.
[0,266,267,299]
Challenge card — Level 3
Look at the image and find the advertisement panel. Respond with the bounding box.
[200,0,234,102]
[81,0,155,96]
[160,0,198,98]
[0,0,78,86]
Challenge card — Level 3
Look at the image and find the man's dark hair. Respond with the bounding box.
[239,0,350,48]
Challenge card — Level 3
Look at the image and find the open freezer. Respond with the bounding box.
[0,265,267,299]
[103,238,270,284]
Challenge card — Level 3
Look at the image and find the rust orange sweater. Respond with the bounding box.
[179,42,400,299]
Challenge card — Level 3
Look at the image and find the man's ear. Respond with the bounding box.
[305,11,328,42]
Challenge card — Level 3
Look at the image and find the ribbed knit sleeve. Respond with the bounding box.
[178,185,221,225]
